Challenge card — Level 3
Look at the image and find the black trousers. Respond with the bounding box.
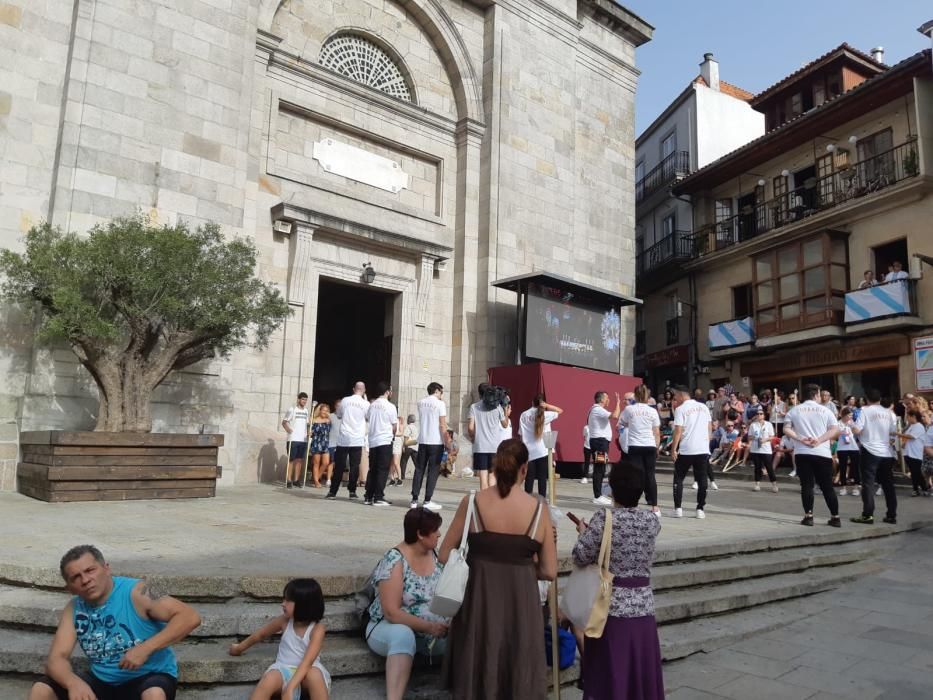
[400,447,417,479]
[751,452,775,483]
[673,453,708,509]
[329,445,362,496]
[907,456,929,493]
[412,443,443,503]
[364,444,394,502]
[859,449,897,518]
[524,455,548,498]
[582,447,592,477]
[626,445,658,506]
[589,438,609,498]
[837,449,860,484]
[796,454,838,516]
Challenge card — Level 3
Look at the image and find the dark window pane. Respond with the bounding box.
[803,239,823,266]
[758,282,773,306]
[804,267,825,296]
[778,247,797,275]
[780,274,799,300]
[781,302,800,320]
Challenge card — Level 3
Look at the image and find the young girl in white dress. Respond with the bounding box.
[229,578,331,699]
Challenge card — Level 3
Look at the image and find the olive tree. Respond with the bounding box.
[0,216,290,432]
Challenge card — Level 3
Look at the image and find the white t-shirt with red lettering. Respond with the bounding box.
[786,400,837,458]
[673,400,712,455]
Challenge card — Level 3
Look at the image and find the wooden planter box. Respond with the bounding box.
[17,431,223,503]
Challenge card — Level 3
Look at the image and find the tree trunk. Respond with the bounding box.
[86,354,154,433]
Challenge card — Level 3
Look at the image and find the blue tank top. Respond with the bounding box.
[72,576,178,683]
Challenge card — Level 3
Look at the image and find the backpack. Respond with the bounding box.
[354,547,399,640]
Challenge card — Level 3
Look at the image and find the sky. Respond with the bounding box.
[623,0,932,136]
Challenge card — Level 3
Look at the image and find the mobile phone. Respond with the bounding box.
[566,512,581,526]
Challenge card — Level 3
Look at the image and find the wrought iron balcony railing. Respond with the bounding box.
[635,231,695,277]
[636,151,691,203]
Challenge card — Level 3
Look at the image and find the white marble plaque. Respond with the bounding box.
[312,138,410,193]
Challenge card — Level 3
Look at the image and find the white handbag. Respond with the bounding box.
[561,508,613,634]
[430,490,476,617]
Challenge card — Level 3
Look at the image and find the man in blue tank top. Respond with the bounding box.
[29,545,201,700]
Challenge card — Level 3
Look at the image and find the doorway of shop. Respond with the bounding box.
[312,278,397,406]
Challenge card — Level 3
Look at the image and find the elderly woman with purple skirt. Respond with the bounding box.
[571,463,664,699]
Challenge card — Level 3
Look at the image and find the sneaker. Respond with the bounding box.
[771,483,779,493]
[851,487,860,497]
[838,487,847,496]
[580,477,589,484]
[595,495,613,506]
[286,481,293,489]
[652,509,662,519]
[753,483,761,492]
[696,508,706,519]
[461,468,474,478]
[789,470,797,478]
[882,516,896,525]
[850,515,874,524]
[410,501,419,509]
[828,516,841,528]
[912,490,921,497]
[295,481,303,488]
[374,500,392,507]
[424,501,443,512]
[349,492,359,499]
[363,499,373,506]
[800,515,814,526]
[673,507,683,518]
[876,487,883,496]
[325,493,336,500]
[710,481,719,491]
[923,491,932,497]
[691,481,698,490]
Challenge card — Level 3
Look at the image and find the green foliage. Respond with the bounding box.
[0,215,290,363]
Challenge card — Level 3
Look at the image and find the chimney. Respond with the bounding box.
[871,46,884,63]
[699,52,720,91]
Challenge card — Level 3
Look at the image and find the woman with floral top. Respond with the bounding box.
[366,508,448,700]
[572,462,664,699]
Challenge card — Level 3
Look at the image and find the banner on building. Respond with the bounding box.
[708,317,754,349]
[844,283,910,323]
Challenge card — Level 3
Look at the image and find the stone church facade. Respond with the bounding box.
[0,0,650,488]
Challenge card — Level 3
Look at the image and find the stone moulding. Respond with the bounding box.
[16,432,224,503]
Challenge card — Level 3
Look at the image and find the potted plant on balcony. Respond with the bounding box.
[903,148,919,177]
[0,215,290,501]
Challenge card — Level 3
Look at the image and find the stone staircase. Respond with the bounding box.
[0,523,918,698]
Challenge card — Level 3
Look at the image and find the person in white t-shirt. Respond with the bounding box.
[899,409,930,496]
[587,390,622,505]
[580,424,592,485]
[784,384,841,527]
[411,382,450,511]
[835,407,861,497]
[282,392,311,488]
[400,414,418,482]
[519,394,562,498]
[748,408,777,493]
[363,382,402,506]
[882,260,908,283]
[620,384,661,514]
[851,388,898,524]
[669,386,712,518]
[326,382,370,501]
[468,383,510,491]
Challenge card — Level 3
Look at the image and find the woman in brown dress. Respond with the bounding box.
[439,438,558,699]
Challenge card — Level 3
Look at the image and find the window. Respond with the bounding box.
[856,128,894,184]
[753,233,849,336]
[319,35,413,102]
[813,80,826,107]
[733,284,752,319]
[827,71,842,98]
[635,159,645,183]
[816,153,834,203]
[666,293,678,320]
[715,198,734,245]
[661,132,676,160]
[662,213,675,238]
[772,174,788,224]
[790,92,803,117]
[666,318,679,345]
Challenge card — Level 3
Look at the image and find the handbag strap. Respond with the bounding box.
[597,508,612,573]
[527,498,544,538]
[459,490,476,552]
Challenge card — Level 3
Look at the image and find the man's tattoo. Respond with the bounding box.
[141,579,167,600]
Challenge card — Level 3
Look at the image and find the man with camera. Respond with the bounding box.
[468,382,511,491]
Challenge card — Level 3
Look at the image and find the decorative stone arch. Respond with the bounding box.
[258,0,482,124]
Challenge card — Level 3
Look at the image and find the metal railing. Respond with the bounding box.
[844,279,919,324]
[635,231,695,276]
[636,151,691,203]
[692,140,920,256]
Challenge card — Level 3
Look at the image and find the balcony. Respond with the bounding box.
[844,279,923,334]
[708,316,755,354]
[692,140,921,257]
[636,231,694,277]
[636,150,691,206]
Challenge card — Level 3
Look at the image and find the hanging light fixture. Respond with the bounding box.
[361,262,376,284]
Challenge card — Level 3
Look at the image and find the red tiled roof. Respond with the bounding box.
[693,76,755,101]
[750,42,886,106]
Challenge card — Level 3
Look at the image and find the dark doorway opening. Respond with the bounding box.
[872,238,908,282]
[313,278,396,406]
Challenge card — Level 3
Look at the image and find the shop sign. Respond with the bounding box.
[645,344,689,369]
[742,337,910,377]
[915,336,933,392]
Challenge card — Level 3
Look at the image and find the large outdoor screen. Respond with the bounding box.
[525,283,621,373]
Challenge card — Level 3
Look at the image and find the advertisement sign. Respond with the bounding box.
[916,336,933,392]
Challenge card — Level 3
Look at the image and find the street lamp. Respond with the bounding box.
[542,430,560,699]
[361,262,376,284]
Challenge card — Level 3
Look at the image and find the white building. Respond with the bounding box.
[634,53,764,390]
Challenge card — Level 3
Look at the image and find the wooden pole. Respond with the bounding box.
[548,445,561,700]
